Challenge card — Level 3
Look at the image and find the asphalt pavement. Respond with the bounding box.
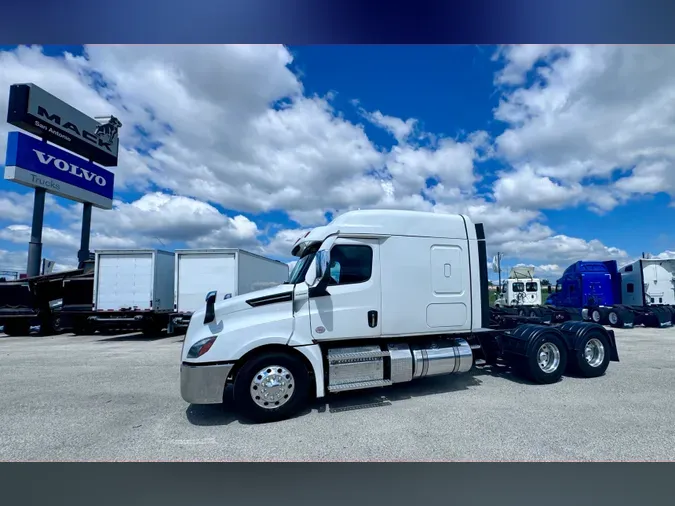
[1,326,674,461]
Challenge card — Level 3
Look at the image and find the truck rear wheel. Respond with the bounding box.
[518,334,568,384]
[570,333,610,378]
[233,352,310,423]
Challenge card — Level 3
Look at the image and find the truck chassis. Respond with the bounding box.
[183,315,619,423]
[498,304,675,329]
[79,309,173,336]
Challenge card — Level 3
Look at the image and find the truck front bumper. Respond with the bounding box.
[180,362,234,405]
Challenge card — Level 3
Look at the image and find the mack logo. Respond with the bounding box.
[37,106,118,153]
[33,149,107,187]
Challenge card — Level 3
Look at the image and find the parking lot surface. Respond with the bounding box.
[1,326,674,461]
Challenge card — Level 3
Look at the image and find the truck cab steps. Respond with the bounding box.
[328,379,393,392]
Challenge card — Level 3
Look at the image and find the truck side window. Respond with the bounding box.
[625,265,633,272]
[627,283,634,293]
[569,284,575,293]
[512,282,524,292]
[328,245,373,285]
[525,282,537,292]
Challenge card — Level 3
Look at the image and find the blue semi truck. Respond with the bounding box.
[539,259,675,328]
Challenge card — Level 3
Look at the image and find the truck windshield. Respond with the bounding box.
[556,283,562,293]
[512,282,525,292]
[288,251,317,284]
[526,282,538,292]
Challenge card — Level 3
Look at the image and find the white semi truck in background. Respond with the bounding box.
[179,209,620,423]
[169,249,289,334]
[493,266,543,310]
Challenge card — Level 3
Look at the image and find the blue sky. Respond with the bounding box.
[1,44,674,279]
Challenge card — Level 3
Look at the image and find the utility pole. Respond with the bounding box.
[497,252,503,288]
[492,252,504,287]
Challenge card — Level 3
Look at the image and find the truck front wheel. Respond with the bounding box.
[233,351,310,423]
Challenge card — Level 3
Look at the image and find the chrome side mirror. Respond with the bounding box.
[315,250,329,285]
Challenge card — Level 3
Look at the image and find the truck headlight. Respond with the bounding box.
[186,336,218,359]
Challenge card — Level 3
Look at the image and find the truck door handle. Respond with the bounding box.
[368,310,378,328]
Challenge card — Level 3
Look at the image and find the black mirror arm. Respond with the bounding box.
[309,270,332,298]
[204,292,217,325]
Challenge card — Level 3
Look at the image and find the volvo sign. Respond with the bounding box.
[6,83,121,167]
[4,131,114,209]
[4,82,120,277]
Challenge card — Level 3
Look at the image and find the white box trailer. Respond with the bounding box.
[170,248,289,332]
[86,249,175,335]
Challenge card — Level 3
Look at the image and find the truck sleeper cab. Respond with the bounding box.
[180,210,619,423]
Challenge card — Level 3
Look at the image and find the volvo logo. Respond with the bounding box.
[32,149,107,186]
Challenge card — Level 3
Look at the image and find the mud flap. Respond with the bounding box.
[643,306,673,328]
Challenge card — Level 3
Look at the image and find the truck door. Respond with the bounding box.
[586,281,602,306]
[309,238,382,341]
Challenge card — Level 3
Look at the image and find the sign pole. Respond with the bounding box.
[78,202,93,268]
[27,187,46,278]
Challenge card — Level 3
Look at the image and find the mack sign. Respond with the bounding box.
[6,83,120,167]
[4,131,114,210]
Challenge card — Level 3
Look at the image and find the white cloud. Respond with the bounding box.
[0,248,27,272]
[493,45,562,86]
[493,45,675,211]
[363,110,418,143]
[0,191,33,223]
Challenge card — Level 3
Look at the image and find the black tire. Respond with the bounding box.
[233,351,310,423]
[517,333,568,385]
[3,320,31,336]
[50,315,64,334]
[607,309,623,328]
[590,309,602,324]
[569,332,610,378]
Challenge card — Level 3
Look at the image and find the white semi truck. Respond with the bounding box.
[180,210,620,423]
[493,267,543,310]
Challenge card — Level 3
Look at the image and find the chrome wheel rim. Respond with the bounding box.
[584,338,605,367]
[250,365,295,409]
[592,311,601,322]
[609,312,618,325]
[537,343,561,373]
